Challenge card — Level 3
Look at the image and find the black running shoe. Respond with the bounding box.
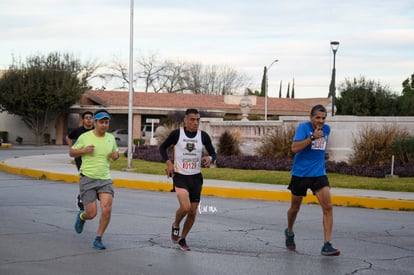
[285,228,296,251]
[178,238,190,251]
[171,226,180,244]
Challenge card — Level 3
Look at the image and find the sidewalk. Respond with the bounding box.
[0,153,413,211]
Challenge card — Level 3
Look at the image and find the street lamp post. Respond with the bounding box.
[264,59,278,121]
[329,41,339,117]
[126,0,135,169]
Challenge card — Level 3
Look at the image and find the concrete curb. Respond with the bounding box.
[0,161,413,211]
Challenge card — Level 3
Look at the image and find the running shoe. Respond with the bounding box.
[93,238,106,250]
[178,238,190,251]
[171,226,180,244]
[285,228,296,251]
[321,242,340,256]
[77,194,84,211]
[74,211,85,234]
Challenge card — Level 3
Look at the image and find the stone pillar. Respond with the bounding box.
[133,114,142,141]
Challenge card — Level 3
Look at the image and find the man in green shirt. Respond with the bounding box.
[70,109,119,250]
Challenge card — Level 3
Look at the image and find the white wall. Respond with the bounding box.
[3,111,414,161]
[281,115,414,162]
[206,115,414,162]
[0,112,57,144]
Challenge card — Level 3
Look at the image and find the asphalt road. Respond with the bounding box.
[0,147,413,275]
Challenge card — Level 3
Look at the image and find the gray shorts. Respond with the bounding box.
[79,175,114,205]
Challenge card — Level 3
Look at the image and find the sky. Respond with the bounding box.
[1,0,413,98]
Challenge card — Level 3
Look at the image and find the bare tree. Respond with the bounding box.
[203,65,219,95]
[94,55,138,90]
[217,66,249,95]
[98,53,251,95]
[200,65,250,95]
[138,54,166,92]
[182,63,203,94]
[153,61,188,93]
[108,61,129,89]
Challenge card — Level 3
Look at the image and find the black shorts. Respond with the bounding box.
[288,175,329,197]
[173,173,203,203]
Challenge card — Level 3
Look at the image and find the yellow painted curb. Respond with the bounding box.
[0,143,12,148]
[0,162,79,183]
[114,178,172,192]
[114,178,414,211]
[0,162,412,211]
[43,171,80,183]
[331,194,414,211]
[202,185,292,201]
[0,162,43,178]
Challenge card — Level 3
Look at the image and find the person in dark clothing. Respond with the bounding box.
[159,108,217,251]
[65,111,94,210]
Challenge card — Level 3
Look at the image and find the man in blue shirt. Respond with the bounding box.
[285,104,340,256]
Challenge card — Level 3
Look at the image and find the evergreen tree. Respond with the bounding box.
[335,77,399,116]
[402,74,414,96]
[399,74,414,115]
[279,80,282,98]
[260,66,266,96]
[286,82,290,98]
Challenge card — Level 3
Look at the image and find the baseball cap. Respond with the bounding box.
[94,111,110,120]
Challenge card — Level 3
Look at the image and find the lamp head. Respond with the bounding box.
[268,59,279,69]
[330,41,340,53]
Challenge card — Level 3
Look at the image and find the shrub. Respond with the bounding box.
[133,138,145,146]
[129,139,414,178]
[392,137,414,163]
[349,124,410,166]
[124,145,168,162]
[326,159,414,178]
[217,130,242,156]
[16,136,23,144]
[394,161,414,177]
[43,133,51,144]
[155,125,174,147]
[326,161,389,178]
[217,155,293,171]
[255,124,296,159]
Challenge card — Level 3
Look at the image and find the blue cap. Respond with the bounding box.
[94,111,110,120]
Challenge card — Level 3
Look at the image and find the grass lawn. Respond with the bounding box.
[110,156,414,192]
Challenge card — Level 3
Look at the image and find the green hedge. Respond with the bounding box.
[392,137,414,163]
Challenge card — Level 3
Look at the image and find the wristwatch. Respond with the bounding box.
[310,135,315,141]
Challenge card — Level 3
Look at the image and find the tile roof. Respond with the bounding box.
[84,90,330,116]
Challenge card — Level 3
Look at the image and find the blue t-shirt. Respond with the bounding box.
[290,121,330,177]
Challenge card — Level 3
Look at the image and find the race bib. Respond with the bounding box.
[311,137,327,150]
[182,157,199,170]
